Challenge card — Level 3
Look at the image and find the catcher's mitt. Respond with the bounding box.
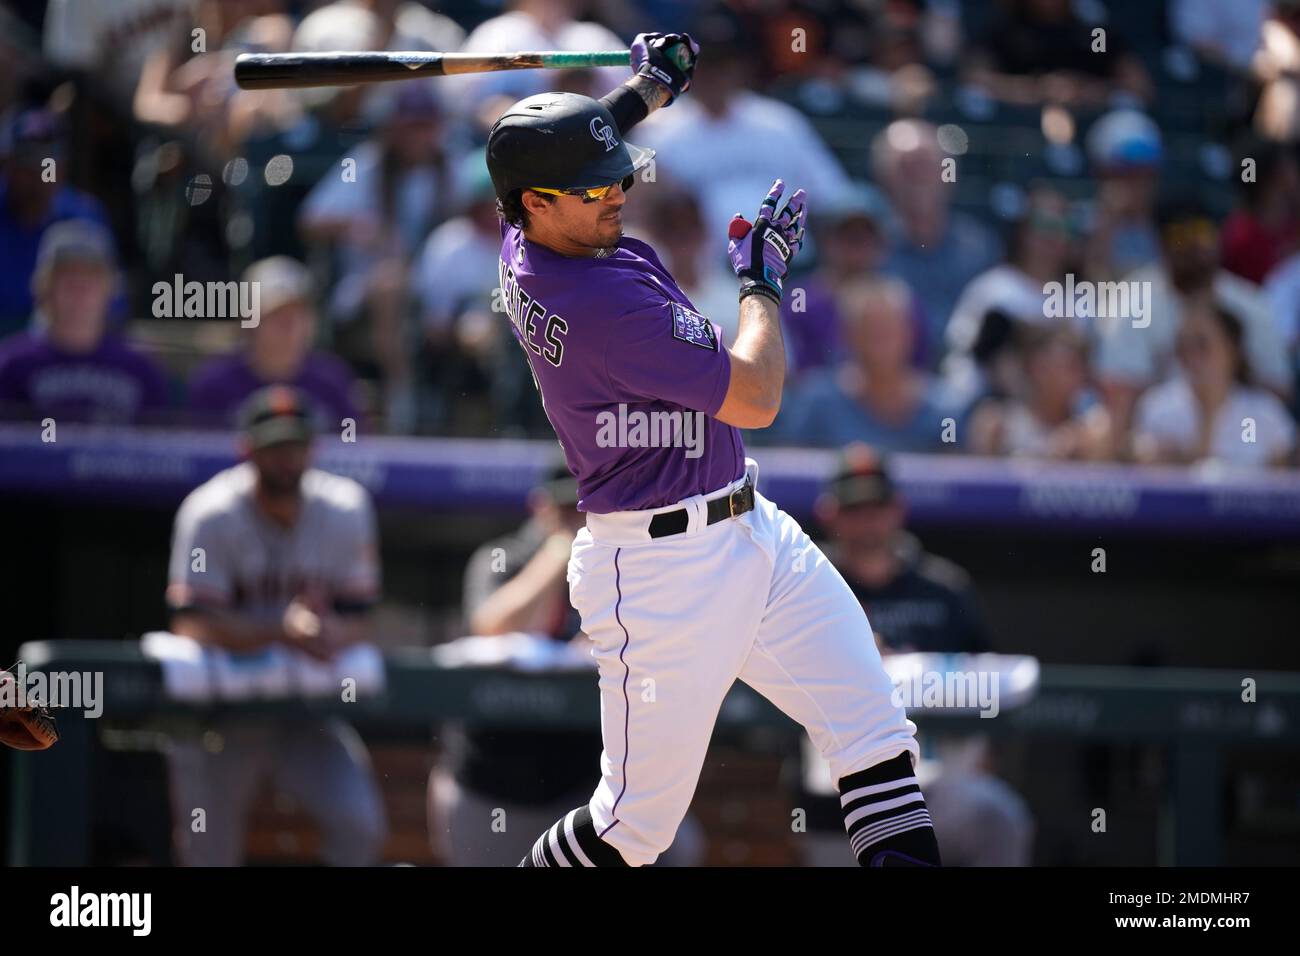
[0,664,59,751]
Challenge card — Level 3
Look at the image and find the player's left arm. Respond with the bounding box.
[599,32,699,135]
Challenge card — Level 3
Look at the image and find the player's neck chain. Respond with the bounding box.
[593,246,616,258]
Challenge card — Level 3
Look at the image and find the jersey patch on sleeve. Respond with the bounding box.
[670,301,719,352]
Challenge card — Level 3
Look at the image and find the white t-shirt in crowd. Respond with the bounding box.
[1095,264,1291,394]
[43,0,194,101]
[300,140,460,321]
[1170,0,1268,72]
[1263,251,1300,350]
[411,215,503,333]
[635,92,854,252]
[449,12,627,115]
[1133,375,1296,467]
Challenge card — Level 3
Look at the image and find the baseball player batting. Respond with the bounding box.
[487,32,940,868]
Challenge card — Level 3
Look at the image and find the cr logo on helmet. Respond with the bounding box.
[590,117,618,151]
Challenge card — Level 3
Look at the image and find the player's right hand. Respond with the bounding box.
[728,179,807,304]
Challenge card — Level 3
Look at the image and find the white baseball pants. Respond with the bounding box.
[568,458,919,866]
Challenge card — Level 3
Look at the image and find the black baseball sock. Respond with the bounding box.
[518,805,630,867]
[839,752,942,867]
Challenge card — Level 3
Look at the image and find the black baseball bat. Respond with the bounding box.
[234,50,632,90]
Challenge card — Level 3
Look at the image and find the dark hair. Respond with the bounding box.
[1207,305,1253,386]
[1156,195,1215,232]
[496,188,553,229]
[971,308,1019,364]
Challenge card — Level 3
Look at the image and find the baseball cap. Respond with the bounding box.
[239,385,314,449]
[31,220,116,293]
[538,460,580,509]
[826,443,897,508]
[0,107,64,162]
[242,256,314,315]
[1086,109,1163,171]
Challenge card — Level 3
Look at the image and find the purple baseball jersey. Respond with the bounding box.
[498,221,744,513]
[188,352,361,431]
[0,331,169,424]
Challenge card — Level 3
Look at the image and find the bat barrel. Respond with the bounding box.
[234,52,444,90]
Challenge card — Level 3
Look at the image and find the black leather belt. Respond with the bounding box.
[647,478,755,539]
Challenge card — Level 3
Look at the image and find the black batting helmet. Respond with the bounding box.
[486,92,655,201]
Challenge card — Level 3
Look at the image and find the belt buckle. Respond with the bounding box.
[728,479,750,518]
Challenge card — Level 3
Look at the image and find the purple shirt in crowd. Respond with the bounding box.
[188,353,361,430]
[499,220,743,513]
[0,331,169,424]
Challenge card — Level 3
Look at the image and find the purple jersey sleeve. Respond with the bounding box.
[604,288,732,418]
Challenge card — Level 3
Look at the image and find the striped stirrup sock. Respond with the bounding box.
[839,752,941,867]
[518,805,629,867]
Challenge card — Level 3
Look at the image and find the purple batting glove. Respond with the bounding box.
[728,179,808,304]
[631,32,700,105]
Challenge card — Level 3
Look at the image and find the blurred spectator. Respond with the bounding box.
[1083,109,1163,281]
[963,0,1152,107]
[840,4,941,114]
[188,256,362,431]
[452,0,626,130]
[1133,302,1296,467]
[411,153,520,433]
[43,0,195,105]
[942,185,1083,402]
[131,1,293,288]
[641,188,741,346]
[165,385,387,865]
[636,33,854,251]
[1251,0,1300,142]
[428,464,703,866]
[967,322,1113,460]
[1097,200,1293,442]
[295,0,465,59]
[0,221,167,425]
[0,108,114,337]
[1263,248,1300,392]
[1170,0,1269,73]
[1220,139,1300,285]
[0,6,41,119]
[793,445,1032,867]
[412,155,506,344]
[779,181,893,377]
[771,277,954,451]
[873,119,1002,363]
[133,0,293,157]
[300,82,461,431]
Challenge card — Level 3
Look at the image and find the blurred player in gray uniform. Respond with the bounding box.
[164,385,386,866]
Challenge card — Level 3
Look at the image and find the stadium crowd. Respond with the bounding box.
[0,0,1297,468]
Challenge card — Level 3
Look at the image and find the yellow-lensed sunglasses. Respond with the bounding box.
[529,174,635,203]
